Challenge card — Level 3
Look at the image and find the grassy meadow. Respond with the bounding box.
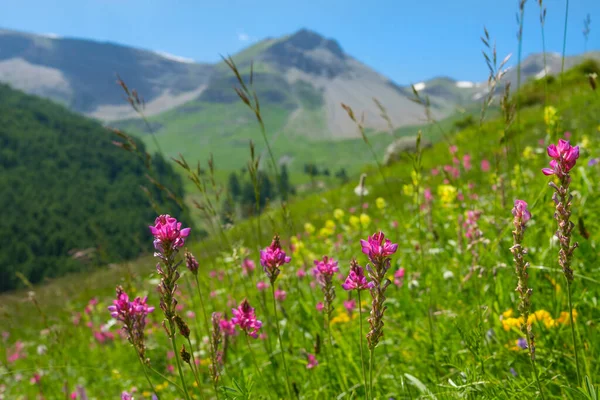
[2,12,600,400]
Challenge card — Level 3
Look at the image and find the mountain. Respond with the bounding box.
[1,27,598,176]
[0,83,189,292]
[0,28,214,120]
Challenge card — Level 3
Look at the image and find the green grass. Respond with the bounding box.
[1,58,599,400]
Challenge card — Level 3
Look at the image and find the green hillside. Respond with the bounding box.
[0,84,189,291]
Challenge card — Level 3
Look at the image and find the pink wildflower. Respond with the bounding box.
[274,288,287,302]
[431,167,439,176]
[481,159,491,172]
[542,139,580,177]
[462,154,472,170]
[30,374,41,385]
[108,286,154,358]
[343,299,357,314]
[185,250,199,274]
[121,392,133,400]
[296,268,307,279]
[256,281,268,291]
[306,353,318,369]
[260,235,291,284]
[241,258,256,275]
[424,188,433,203]
[341,259,374,291]
[512,200,532,226]
[393,268,405,287]
[149,214,190,255]
[313,256,339,283]
[360,232,398,264]
[219,318,237,336]
[231,299,262,338]
[449,145,458,154]
[316,302,324,312]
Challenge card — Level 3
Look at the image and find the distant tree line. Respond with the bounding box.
[0,84,189,292]
[220,164,295,223]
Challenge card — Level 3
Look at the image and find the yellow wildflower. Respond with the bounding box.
[331,313,351,325]
[402,184,414,197]
[556,309,578,325]
[143,392,152,397]
[319,227,333,237]
[304,222,315,234]
[333,208,345,220]
[376,197,387,209]
[437,185,457,206]
[349,215,360,229]
[544,105,559,134]
[581,135,590,149]
[325,220,336,230]
[528,310,556,328]
[522,146,535,160]
[502,317,524,331]
[359,213,371,228]
[502,309,514,318]
[290,237,305,255]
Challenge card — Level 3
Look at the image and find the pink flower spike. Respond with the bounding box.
[241,258,256,275]
[481,159,490,172]
[343,299,357,314]
[149,214,190,256]
[231,299,262,338]
[512,200,531,228]
[543,139,580,177]
[260,235,291,284]
[341,259,374,291]
[306,353,318,369]
[360,232,398,264]
[274,288,287,302]
[547,144,559,158]
[393,268,405,287]
[219,318,237,336]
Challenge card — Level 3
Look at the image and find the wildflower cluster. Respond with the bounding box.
[108,286,154,359]
[313,256,340,317]
[361,232,398,349]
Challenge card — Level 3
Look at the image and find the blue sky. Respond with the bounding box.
[1,0,598,84]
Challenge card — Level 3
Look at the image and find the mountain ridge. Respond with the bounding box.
[1,26,598,141]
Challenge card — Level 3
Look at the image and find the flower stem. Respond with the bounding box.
[186,337,202,389]
[566,278,581,385]
[358,291,368,400]
[245,334,274,398]
[194,274,221,399]
[528,351,545,400]
[137,355,160,400]
[147,365,184,392]
[169,321,192,400]
[271,286,293,398]
[368,348,374,400]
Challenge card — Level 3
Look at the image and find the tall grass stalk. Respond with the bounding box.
[538,1,550,108]
[271,285,293,398]
[137,355,160,399]
[566,279,581,384]
[223,56,293,233]
[168,320,192,400]
[357,290,368,399]
[341,103,398,212]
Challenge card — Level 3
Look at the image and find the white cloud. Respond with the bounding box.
[413,82,426,91]
[238,33,250,42]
